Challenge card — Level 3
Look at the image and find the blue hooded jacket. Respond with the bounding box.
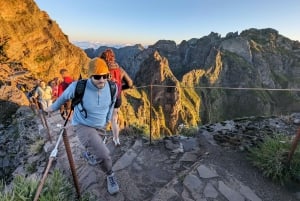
[50,78,117,129]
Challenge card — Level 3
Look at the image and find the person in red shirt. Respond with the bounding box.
[58,68,73,119]
[100,49,133,146]
[49,77,59,102]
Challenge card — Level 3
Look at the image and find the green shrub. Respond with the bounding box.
[129,123,149,136]
[0,169,93,201]
[0,175,37,201]
[248,134,300,185]
[39,170,73,201]
[25,162,37,174]
[30,138,45,155]
[179,126,198,137]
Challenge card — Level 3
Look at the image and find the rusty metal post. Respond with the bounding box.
[287,127,300,164]
[33,157,54,201]
[33,98,52,143]
[149,84,152,145]
[62,129,81,199]
[33,98,45,126]
[33,98,52,142]
[34,110,75,200]
[30,98,38,115]
[33,127,64,201]
[41,113,52,143]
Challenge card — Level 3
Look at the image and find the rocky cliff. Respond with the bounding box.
[0,0,90,127]
[0,0,89,85]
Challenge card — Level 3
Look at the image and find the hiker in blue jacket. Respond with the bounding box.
[45,58,119,195]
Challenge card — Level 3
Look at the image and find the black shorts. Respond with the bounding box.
[114,96,122,108]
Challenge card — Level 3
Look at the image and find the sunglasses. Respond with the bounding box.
[92,74,110,80]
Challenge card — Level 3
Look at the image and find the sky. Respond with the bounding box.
[34,0,300,46]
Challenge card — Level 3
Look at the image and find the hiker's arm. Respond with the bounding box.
[106,86,118,123]
[32,87,39,98]
[47,82,76,112]
[121,68,133,90]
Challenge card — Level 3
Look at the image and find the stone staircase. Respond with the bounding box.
[20,108,300,201]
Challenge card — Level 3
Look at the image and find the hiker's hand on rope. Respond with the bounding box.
[45,107,53,113]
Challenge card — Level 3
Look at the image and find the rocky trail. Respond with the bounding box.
[6,107,300,201]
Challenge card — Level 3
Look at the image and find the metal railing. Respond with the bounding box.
[122,84,300,144]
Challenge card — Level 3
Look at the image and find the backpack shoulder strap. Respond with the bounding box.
[71,79,116,113]
[71,79,87,109]
[108,80,117,105]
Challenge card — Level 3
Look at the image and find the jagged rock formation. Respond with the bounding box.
[134,51,183,135]
[88,28,300,136]
[117,51,201,138]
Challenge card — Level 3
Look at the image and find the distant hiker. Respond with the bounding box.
[45,58,120,195]
[49,77,59,102]
[100,48,133,146]
[58,68,73,120]
[27,79,41,112]
[33,80,53,112]
[27,79,40,100]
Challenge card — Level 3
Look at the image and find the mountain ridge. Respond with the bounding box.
[1,0,300,138]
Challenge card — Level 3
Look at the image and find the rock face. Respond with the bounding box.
[0,0,89,84]
[0,0,90,130]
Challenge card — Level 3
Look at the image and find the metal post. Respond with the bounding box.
[33,98,45,126]
[287,127,300,164]
[33,98,52,142]
[33,128,64,201]
[62,129,81,199]
[41,113,52,143]
[149,84,152,145]
[33,111,77,200]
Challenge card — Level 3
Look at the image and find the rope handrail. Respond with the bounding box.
[133,84,300,91]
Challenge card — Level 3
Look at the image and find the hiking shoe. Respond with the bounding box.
[107,173,119,195]
[103,136,108,144]
[82,151,98,166]
[116,138,120,146]
[113,137,120,146]
[113,137,118,146]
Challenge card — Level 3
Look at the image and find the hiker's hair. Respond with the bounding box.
[100,48,115,63]
[60,68,68,75]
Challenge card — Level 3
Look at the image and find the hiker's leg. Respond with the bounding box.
[46,99,53,108]
[39,100,47,111]
[112,97,121,145]
[111,108,119,139]
[75,125,112,173]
